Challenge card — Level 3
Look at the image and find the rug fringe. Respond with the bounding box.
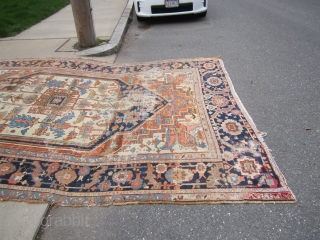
[218,59,297,201]
[0,197,297,207]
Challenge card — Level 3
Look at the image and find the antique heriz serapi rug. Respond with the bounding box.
[0,57,296,206]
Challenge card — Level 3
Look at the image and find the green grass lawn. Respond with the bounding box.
[0,0,70,38]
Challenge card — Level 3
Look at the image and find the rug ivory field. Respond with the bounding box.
[0,57,296,206]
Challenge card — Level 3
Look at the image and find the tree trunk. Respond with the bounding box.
[70,0,96,48]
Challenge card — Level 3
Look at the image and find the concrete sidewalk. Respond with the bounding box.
[0,0,132,239]
[0,0,133,60]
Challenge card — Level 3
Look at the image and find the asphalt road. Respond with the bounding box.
[38,0,320,239]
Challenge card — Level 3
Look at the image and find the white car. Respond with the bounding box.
[134,0,207,21]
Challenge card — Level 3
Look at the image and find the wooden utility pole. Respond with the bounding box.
[70,0,96,48]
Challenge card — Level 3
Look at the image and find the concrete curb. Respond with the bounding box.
[32,204,50,240]
[76,0,133,57]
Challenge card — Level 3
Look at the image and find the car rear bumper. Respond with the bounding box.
[134,0,207,17]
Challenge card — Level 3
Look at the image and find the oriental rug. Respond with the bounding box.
[0,57,296,206]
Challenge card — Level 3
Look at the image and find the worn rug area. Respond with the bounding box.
[0,58,295,206]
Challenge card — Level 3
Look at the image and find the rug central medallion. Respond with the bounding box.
[0,73,171,153]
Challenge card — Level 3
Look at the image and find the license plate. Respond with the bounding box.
[165,0,179,8]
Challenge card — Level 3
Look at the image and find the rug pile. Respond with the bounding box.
[0,58,295,205]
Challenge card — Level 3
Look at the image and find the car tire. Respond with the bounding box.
[198,11,207,18]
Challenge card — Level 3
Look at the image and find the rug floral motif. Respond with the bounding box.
[0,58,296,206]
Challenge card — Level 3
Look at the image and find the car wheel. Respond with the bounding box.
[198,11,207,18]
